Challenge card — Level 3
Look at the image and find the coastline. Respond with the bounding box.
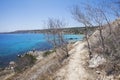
[0,33,84,68]
[0,40,75,80]
[0,32,84,80]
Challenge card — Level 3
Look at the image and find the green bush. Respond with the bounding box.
[43,50,55,57]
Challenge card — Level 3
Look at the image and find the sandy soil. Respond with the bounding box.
[54,41,96,80]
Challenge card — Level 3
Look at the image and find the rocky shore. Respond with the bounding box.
[0,50,45,79]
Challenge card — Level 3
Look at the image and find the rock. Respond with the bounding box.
[9,61,16,70]
[96,71,101,74]
[9,61,15,65]
[88,54,106,68]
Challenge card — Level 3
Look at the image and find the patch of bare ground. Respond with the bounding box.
[53,41,97,80]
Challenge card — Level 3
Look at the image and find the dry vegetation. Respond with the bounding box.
[1,1,120,80]
[70,1,120,79]
[89,19,120,78]
[3,43,74,80]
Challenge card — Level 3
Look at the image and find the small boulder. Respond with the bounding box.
[88,54,106,68]
[9,61,16,70]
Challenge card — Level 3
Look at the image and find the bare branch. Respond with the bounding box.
[45,18,69,57]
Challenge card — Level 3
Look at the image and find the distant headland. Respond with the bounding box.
[0,27,97,34]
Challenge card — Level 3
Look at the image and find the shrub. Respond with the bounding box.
[98,26,120,76]
[14,54,37,72]
[90,25,120,76]
[43,50,55,57]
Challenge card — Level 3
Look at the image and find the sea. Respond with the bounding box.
[0,33,84,68]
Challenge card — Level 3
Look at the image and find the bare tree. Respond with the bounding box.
[102,2,120,53]
[71,5,92,58]
[85,5,106,52]
[45,18,69,57]
[71,4,110,56]
[99,8,112,35]
[71,1,120,76]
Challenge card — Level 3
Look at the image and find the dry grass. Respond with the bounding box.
[5,47,70,80]
[87,19,120,79]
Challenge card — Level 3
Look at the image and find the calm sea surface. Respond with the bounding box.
[0,33,84,67]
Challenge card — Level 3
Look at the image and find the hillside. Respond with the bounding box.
[53,19,120,80]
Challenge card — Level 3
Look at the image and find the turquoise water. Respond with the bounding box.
[0,33,84,67]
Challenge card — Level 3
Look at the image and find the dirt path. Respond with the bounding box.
[55,41,95,80]
[66,42,88,80]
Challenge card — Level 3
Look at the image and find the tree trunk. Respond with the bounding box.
[85,26,92,58]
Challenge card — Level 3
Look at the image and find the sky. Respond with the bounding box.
[0,0,116,32]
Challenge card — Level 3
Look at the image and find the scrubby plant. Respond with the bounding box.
[14,54,37,72]
[103,26,120,75]
[45,18,69,57]
[43,50,55,57]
